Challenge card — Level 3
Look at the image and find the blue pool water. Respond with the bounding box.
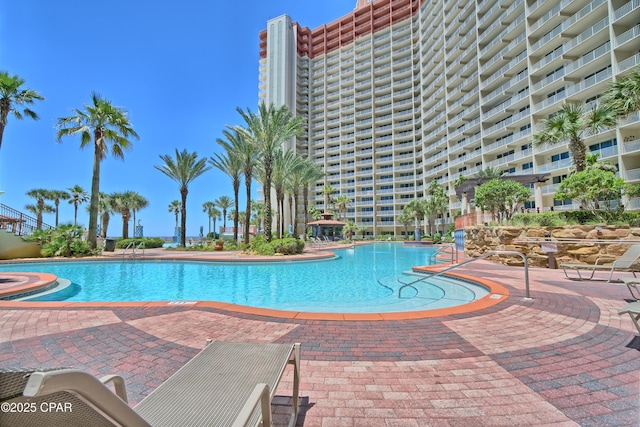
[0,243,489,313]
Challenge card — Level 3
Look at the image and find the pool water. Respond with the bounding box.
[0,243,489,313]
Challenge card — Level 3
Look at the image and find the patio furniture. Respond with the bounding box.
[0,341,301,427]
[560,244,640,282]
[619,301,640,335]
[621,277,640,300]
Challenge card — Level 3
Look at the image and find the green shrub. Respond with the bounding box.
[249,236,304,255]
[561,210,597,225]
[116,237,164,249]
[34,224,98,257]
[433,233,442,244]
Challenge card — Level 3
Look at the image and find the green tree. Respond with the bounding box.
[475,179,531,222]
[321,184,336,213]
[555,169,630,217]
[473,167,504,179]
[603,65,640,116]
[0,71,44,151]
[532,103,617,172]
[342,221,356,241]
[214,195,234,234]
[56,92,139,249]
[219,127,259,244]
[67,185,89,226]
[25,188,54,229]
[111,191,137,239]
[45,189,70,228]
[129,192,148,235]
[236,102,305,242]
[98,192,115,238]
[168,200,181,229]
[155,149,211,247]
[425,181,449,234]
[397,209,415,239]
[334,194,351,220]
[298,160,323,236]
[202,201,220,236]
[210,147,242,242]
[272,149,300,238]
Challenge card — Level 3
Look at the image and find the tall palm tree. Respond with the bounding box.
[532,103,617,173]
[25,188,54,229]
[299,160,324,236]
[202,201,220,236]
[155,149,211,247]
[45,189,70,227]
[67,185,89,226]
[220,127,259,244]
[473,167,504,180]
[98,192,114,238]
[214,196,234,233]
[272,149,300,238]
[334,195,352,220]
[236,102,305,242]
[0,71,44,151]
[168,200,181,228]
[210,148,242,242]
[321,184,336,213]
[603,65,640,117]
[111,191,137,239]
[56,92,139,249]
[129,192,148,236]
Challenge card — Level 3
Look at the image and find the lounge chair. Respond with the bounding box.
[619,301,640,335]
[560,244,640,282]
[0,341,301,427]
[621,277,640,300]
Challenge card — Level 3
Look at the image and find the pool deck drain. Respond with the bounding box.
[0,246,638,426]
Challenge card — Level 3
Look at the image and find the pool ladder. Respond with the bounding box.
[122,241,145,260]
[431,245,458,264]
[399,250,531,299]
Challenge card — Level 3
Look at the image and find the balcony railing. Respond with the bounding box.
[0,203,54,236]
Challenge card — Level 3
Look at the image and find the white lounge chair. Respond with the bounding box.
[560,244,640,282]
[0,341,301,427]
[619,301,640,336]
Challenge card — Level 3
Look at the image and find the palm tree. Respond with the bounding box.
[67,185,89,226]
[0,71,44,151]
[603,65,640,116]
[321,184,336,213]
[272,149,300,238]
[220,127,259,244]
[98,192,115,238]
[532,103,617,173]
[25,189,54,229]
[155,149,211,247]
[56,92,139,249]
[299,160,324,236]
[214,196,234,234]
[129,192,148,236]
[168,200,181,228]
[202,201,220,237]
[210,147,242,242]
[45,189,70,227]
[111,191,137,239]
[334,195,352,220]
[473,167,504,180]
[236,102,305,242]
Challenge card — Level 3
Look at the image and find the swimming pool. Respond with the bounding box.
[0,243,490,313]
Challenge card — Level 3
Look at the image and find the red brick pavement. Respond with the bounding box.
[0,251,638,426]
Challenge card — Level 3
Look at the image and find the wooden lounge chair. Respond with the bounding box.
[0,341,301,427]
[619,301,640,335]
[560,244,640,282]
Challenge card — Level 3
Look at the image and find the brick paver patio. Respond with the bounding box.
[0,247,638,426]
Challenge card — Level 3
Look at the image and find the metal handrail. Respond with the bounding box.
[400,250,531,299]
[122,241,145,260]
[0,203,54,236]
[432,244,458,264]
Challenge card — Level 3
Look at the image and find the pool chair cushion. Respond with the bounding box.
[0,341,301,427]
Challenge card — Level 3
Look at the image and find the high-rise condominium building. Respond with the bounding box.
[259,0,640,238]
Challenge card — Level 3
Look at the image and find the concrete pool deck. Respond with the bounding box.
[0,246,638,426]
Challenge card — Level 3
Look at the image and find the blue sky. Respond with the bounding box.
[0,0,355,237]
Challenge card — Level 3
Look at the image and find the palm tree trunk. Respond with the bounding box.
[54,200,60,227]
[0,107,8,151]
[180,188,188,247]
[263,162,273,242]
[233,182,240,242]
[244,179,252,244]
[303,188,309,236]
[88,146,101,249]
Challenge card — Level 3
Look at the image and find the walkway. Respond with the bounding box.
[0,247,638,426]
